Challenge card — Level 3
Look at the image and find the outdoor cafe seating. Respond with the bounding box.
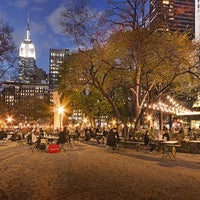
[160,140,180,160]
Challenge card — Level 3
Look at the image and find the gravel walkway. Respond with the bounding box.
[0,141,199,200]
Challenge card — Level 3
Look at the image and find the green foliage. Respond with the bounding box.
[59,27,200,128]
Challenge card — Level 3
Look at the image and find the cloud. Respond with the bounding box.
[31,21,47,35]
[32,0,49,3]
[8,0,29,9]
[46,6,64,34]
[31,6,43,12]
[0,8,7,19]
[43,34,60,48]
[13,31,24,48]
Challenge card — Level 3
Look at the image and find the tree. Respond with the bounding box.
[59,0,200,131]
[59,45,135,125]
[67,89,114,126]
[107,29,200,129]
[107,0,149,30]
[0,18,17,80]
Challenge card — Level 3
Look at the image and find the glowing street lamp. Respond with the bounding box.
[83,118,88,124]
[57,106,64,131]
[7,116,13,123]
[7,116,13,130]
[147,115,152,121]
[112,119,116,127]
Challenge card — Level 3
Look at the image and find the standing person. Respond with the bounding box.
[74,127,80,140]
[144,130,149,146]
[57,129,67,151]
[95,127,101,144]
[113,127,119,142]
[27,132,33,145]
[102,127,108,144]
[107,128,117,150]
[39,127,44,137]
[63,126,71,147]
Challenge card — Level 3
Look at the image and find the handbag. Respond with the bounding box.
[48,144,60,153]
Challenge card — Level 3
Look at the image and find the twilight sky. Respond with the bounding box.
[0,0,107,73]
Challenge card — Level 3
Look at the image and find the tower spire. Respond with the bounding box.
[27,12,30,28]
[26,12,30,41]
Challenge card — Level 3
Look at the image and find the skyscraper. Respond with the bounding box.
[18,15,36,83]
[0,15,50,125]
[195,0,200,40]
[49,48,69,91]
[149,0,195,38]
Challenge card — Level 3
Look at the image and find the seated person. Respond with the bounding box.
[0,129,7,140]
[162,130,170,141]
[35,136,41,149]
[143,130,157,153]
[10,132,18,141]
[34,135,46,150]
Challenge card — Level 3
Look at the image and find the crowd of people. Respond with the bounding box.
[1,122,199,153]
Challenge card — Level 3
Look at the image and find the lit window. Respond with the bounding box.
[163,0,169,4]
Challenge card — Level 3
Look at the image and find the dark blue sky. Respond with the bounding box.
[0,0,107,73]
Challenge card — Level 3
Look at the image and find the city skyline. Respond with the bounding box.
[0,0,107,73]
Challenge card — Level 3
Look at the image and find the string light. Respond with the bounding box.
[144,96,191,114]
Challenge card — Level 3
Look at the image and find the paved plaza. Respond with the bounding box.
[0,141,200,200]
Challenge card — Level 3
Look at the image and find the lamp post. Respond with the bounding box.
[57,106,64,131]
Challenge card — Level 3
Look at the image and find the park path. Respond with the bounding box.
[0,142,200,200]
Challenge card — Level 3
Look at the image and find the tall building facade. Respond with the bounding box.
[0,15,50,126]
[1,82,50,123]
[150,0,195,38]
[49,48,69,91]
[49,49,70,129]
[195,0,200,40]
[18,16,37,83]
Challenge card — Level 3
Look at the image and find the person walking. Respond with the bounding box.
[63,126,72,147]
[107,128,117,150]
